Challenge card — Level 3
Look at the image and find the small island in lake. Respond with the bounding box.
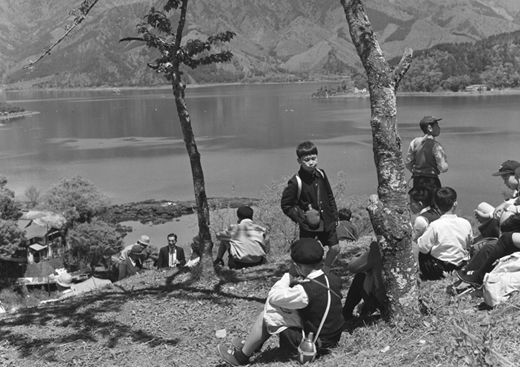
[0,102,39,121]
[311,82,368,98]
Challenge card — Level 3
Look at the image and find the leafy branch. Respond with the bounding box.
[23,0,101,69]
[119,2,235,80]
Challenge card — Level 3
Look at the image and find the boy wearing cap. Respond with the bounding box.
[214,206,268,269]
[281,141,339,273]
[474,160,520,236]
[405,116,448,189]
[217,238,344,366]
[458,169,520,288]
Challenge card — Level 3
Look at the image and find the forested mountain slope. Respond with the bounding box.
[1,0,519,88]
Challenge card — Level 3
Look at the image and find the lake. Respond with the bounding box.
[2,84,520,240]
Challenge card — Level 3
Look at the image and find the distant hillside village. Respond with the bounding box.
[0,211,74,286]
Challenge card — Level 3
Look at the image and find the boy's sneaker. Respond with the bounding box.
[217,344,249,366]
[231,337,245,351]
[456,270,483,288]
[230,337,262,354]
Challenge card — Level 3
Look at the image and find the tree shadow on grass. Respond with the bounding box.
[0,246,367,366]
[0,287,181,363]
[0,261,293,365]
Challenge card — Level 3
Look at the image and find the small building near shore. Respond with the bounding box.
[18,210,67,263]
[0,211,70,285]
[466,84,488,92]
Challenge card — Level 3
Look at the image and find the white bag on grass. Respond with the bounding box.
[483,251,520,307]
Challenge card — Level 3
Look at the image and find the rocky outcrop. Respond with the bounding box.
[101,197,260,225]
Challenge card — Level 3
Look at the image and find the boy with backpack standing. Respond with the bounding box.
[405,116,448,189]
[281,141,339,273]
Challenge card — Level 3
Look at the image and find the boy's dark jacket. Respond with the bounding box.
[281,167,338,232]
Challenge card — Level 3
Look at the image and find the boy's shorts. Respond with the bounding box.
[299,227,338,248]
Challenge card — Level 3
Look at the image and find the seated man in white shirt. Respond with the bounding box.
[417,187,473,280]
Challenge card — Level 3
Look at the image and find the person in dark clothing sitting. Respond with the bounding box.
[217,238,344,366]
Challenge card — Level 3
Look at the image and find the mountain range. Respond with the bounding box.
[1,0,520,87]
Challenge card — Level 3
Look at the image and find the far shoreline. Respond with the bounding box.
[3,81,520,97]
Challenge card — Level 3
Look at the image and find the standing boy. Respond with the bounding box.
[281,141,339,273]
[217,238,344,366]
[405,116,448,189]
[417,187,473,280]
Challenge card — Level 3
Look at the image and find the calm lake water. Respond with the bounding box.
[2,83,520,227]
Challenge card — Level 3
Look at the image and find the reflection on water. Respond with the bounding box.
[2,85,520,216]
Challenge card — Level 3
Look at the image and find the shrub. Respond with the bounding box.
[24,185,41,208]
[66,219,123,273]
[39,176,111,224]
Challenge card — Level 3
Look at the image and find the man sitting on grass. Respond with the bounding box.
[474,159,520,239]
[214,206,268,270]
[216,238,344,366]
[458,166,520,288]
[417,187,473,280]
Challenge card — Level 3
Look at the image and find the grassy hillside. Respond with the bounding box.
[0,237,519,367]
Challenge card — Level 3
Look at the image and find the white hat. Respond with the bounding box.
[137,235,150,246]
[56,272,72,288]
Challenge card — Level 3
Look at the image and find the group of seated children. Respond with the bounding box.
[457,160,520,287]
[409,159,520,288]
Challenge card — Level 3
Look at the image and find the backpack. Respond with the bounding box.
[483,251,520,307]
[294,168,324,201]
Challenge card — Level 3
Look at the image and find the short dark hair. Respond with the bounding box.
[167,233,177,241]
[434,187,457,212]
[296,141,318,158]
[190,242,202,257]
[420,124,431,134]
[338,208,352,221]
[408,186,434,207]
[237,206,253,220]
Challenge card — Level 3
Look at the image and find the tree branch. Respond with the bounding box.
[392,48,413,90]
[23,0,101,69]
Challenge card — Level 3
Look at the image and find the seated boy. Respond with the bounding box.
[336,208,359,243]
[217,238,344,366]
[408,186,441,242]
[473,160,520,239]
[408,186,441,263]
[342,241,386,322]
[214,206,268,269]
[458,167,520,287]
[417,187,473,280]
